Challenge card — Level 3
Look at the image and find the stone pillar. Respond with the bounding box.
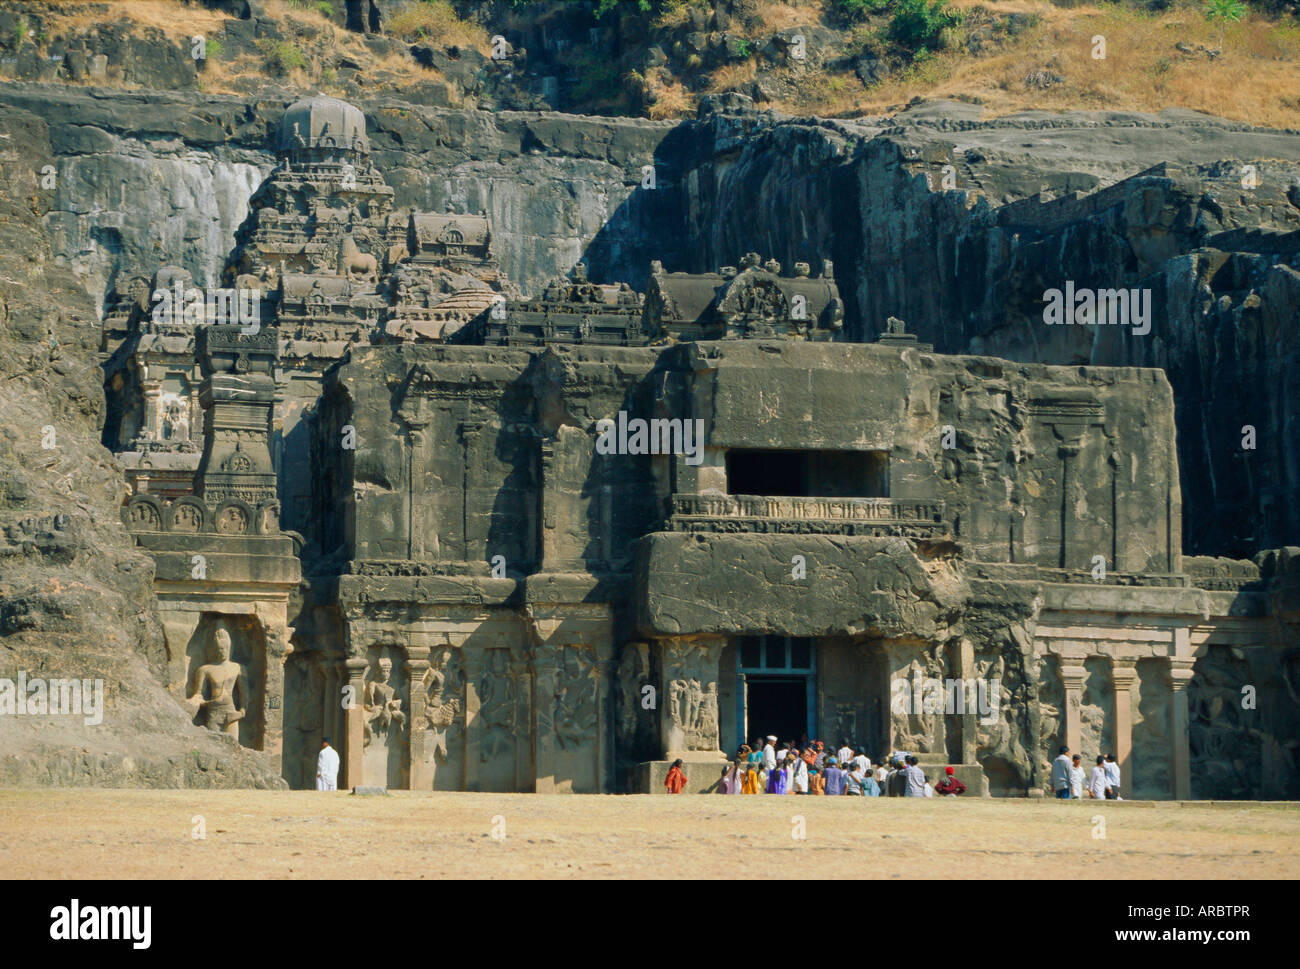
[462,649,485,791]
[341,657,368,789]
[271,369,285,479]
[188,381,202,450]
[1058,443,1080,569]
[1059,652,1088,756]
[1108,658,1137,794]
[539,435,559,570]
[596,654,615,793]
[458,421,482,561]
[510,649,532,792]
[958,637,977,764]
[876,649,893,755]
[404,419,428,560]
[142,381,163,439]
[405,648,430,791]
[532,648,559,793]
[259,616,289,758]
[1166,658,1196,800]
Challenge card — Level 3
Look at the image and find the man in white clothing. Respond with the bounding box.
[852,752,871,775]
[1104,753,1122,799]
[874,763,889,789]
[837,742,853,765]
[762,735,777,771]
[316,737,340,791]
[1087,756,1109,799]
[1069,754,1085,799]
[792,756,809,794]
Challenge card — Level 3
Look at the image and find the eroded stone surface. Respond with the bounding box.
[2,92,1299,797]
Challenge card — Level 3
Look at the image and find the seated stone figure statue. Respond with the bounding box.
[188,627,247,739]
[363,657,405,746]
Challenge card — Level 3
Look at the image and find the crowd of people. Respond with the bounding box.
[664,735,969,796]
[1050,746,1124,799]
[664,739,1128,800]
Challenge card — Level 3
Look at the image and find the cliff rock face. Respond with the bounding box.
[657,103,1300,558]
[2,84,1299,790]
[0,86,673,318]
[0,103,283,787]
[7,88,1295,555]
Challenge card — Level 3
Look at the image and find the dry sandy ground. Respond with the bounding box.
[0,790,1296,879]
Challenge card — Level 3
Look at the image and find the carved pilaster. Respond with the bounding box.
[539,435,559,570]
[404,419,428,560]
[531,649,559,793]
[458,421,483,561]
[510,650,532,792]
[957,637,977,764]
[1059,653,1088,756]
[259,618,288,760]
[342,657,368,789]
[462,649,485,791]
[142,381,163,439]
[1165,658,1196,799]
[596,655,616,794]
[1109,658,1137,794]
[404,648,430,790]
[1058,443,1080,569]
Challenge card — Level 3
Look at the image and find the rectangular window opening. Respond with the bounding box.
[725,448,888,498]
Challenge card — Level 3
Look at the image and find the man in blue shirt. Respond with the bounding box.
[850,763,881,796]
[902,755,926,797]
[823,757,848,795]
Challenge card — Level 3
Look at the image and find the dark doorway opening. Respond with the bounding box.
[746,676,807,747]
[726,448,889,498]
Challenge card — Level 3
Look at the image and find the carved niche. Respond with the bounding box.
[663,641,720,752]
[422,647,465,767]
[477,648,517,764]
[553,646,597,751]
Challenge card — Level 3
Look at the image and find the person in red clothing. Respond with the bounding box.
[934,766,966,796]
[665,759,687,794]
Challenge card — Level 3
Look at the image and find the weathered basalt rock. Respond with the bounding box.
[0,104,284,788]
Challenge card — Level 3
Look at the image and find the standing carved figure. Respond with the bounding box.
[479,651,516,762]
[554,648,597,751]
[363,657,405,747]
[423,649,464,764]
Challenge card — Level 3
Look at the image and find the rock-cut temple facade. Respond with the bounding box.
[101,96,1300,798]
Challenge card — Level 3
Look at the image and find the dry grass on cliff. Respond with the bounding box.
[781,2,1300,129]
[37,0,232,40]
[646,72,697,119]
[384,0,489,52]
[704,58,761,94]
[32,0,468,98]
[2,789,1298,879]
[751,0,833,36]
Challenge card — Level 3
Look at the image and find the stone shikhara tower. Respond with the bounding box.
[107,97,1300,798]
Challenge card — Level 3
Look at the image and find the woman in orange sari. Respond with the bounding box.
[665,759,687,794]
